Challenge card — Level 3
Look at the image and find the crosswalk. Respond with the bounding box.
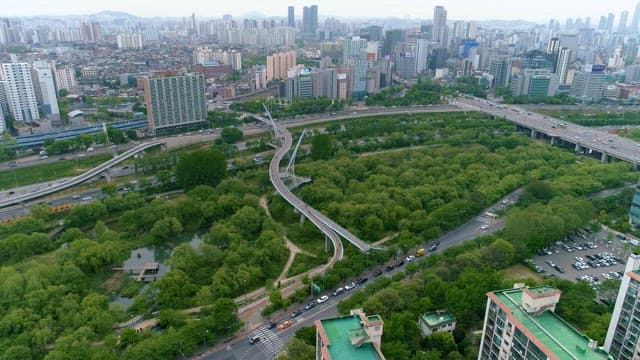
[251,324,286,359]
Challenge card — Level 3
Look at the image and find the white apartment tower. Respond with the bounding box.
[605,253,640,359]
[432,6,448,46]
[1,62,40,122]
[32,62,60,120]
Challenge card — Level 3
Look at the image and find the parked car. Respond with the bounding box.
[316,295,329,304]
[267,321,277,329]
[344,282,356,291]
[357,277,368,285]
[332,288,344,297]
[405,255,416,262]
[290,309,303,318]
[373,269,384,277]
[304,302,316,311]
[385,265,395,272]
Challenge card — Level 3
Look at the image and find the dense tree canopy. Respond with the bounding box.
[175,149,227,190]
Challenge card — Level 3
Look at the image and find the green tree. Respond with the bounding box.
[311,134,333,160]
[221,127,243,144]
[175,149,227,190]
[150,217,183,243]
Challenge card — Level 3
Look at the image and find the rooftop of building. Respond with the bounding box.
[319,314,383,360]
[421,310,456,327]
[491,286,612,360]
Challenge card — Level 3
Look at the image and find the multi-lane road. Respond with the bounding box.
[456,97,640,164]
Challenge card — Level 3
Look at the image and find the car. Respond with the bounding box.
[332,288,344,297]
[373,269,383,277]
[356,277,368,285]
[279,320,293,330]
[8,161,18,167]
[385,265,395,272]
[40,155,48,159]
[405,255,416,262]
[317,295,329,304]
[72,194,80,199]
[87,147,94,152]
[77,153,85,157]
[481,224,490,230]
[267,321,278,329]
[344,282,356,291]
[58,157,65,160]
[304,302,316,310]
[249,335,261,344]
[395,260,405,267]
[81,196,92,201]
[290,309,303,318]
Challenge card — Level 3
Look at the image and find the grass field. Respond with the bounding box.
[504,264,543,282]
[0,153,113,190]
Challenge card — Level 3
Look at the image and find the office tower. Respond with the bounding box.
[606,13,615,33]
[467,21,478,39]
[547,37,560,55]
[361,25,383,42]
[116,33,143,50]
[143,73,206,131]
[1,62,40,122]
[585,17,591,29]
[489,56,511,88]
[479,285,611,360]
[570,64,606,101]
[632,3,640,33]
[191,13,197,34]
[302,5,318,34]
[415,39,430,75]
[284,68,313,101]
[625,64,640,83]
[619,11,629,33]
[605,253,640,359]
[432,6,448,46]
[54,66,77,92]
[288,6,295,28]
[32,62,60,120]
[429,48,447,70]
[342,36,368,98]
[599,16,608,30]
[509,69,552,97]
[554,47,571,84]
[383,29,405,56]
[566,18,574,31]
[315,309,385,360]
[266,51,296,81]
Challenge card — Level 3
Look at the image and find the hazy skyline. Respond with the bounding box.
[2,0,635,23]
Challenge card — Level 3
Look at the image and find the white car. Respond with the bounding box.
[316,295,329,304]
[481,224,490,230]
[405,255,416,262]
[344,282,356,291]
[81,196,92,201]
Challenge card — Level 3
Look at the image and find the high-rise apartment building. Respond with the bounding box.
[383,29,405,57]
[342,36,368,99]
[631,3,640,33]
[1,62,40,122]
[547,37,560,55]
[302,5,318,34]
[32,62,60,120]
[116,33,143,50]
[315,309,385,360]
[288,6,295,28]
[432,6,448,46]
[605,253,640,359]
[266,51,297,81]
[606,13,616,33]
[143,73,206,131]
[479,285,612,360]
[54,66,77,92]
[619,11,630,33]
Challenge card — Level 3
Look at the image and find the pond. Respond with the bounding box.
[110,232,204,311]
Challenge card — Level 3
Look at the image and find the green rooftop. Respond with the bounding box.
[494,287,613,360]
[421,311,456,327]
[320,315,382,360]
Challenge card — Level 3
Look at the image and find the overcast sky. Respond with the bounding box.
[3,0,636,23]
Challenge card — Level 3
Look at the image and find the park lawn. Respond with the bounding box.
[0,153,113,190]
[504,263,543,282]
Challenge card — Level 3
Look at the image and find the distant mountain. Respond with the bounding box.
[86,10,141,21]
[476,19,543,29]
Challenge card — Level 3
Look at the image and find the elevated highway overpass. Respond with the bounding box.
[456,97,640,166]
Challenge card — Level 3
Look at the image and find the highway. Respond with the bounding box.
[456,97,640,165]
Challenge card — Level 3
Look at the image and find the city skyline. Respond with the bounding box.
[1,0,635,23]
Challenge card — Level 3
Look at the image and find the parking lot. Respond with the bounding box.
[531,228,634,287]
